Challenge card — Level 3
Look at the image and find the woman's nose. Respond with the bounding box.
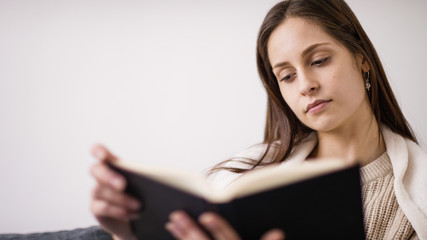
[299,73,319,96]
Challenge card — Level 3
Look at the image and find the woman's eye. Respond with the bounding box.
[280,73,296,82]
[311,57,329,66]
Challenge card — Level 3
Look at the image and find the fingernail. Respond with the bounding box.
[165,222,173,231]
[165,222,182,236]
[199,214,216,229]
[170,211,183,221]
[170,211,189,228]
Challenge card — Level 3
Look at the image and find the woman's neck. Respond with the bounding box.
[309,115,386,166]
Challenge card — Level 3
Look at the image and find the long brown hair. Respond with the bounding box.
[211,0,416,174]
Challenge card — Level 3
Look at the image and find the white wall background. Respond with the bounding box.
[0,0,426,234]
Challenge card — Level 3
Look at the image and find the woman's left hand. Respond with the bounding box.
[165,210,285,240]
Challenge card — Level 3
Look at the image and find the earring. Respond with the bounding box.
[364,71,371,91]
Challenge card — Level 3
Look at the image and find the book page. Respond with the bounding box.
[112,160,225,200]
[222,158,351,200]
[112,158,353,203]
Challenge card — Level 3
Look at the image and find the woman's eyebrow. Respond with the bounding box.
[272,42,331,69]
[302,42,330,58]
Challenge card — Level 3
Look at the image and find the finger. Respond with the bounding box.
[261,229,286,240]
[91,144,119,163]
[92,184,141,211]
[167,211,210,240]
[165,222,185,239]
[91,199,139,222]
[90,162,126,191]
[199,212,240,240]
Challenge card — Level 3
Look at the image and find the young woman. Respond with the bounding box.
[90,0,427,239]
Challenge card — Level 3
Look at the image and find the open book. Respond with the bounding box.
[108,159,365,240]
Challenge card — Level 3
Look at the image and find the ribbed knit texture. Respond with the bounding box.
[361,153,418,239]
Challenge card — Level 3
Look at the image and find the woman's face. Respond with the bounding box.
[268,17,371,133]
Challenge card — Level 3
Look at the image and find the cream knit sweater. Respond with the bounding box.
[361,152,418,239]
[209,125,426,239]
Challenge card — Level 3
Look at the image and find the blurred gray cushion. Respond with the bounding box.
[0,226,112,240]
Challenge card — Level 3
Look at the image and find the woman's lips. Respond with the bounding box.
[306,99,332,114]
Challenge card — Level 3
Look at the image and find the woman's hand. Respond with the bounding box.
[90,144,141,240]
[166,210,285,240]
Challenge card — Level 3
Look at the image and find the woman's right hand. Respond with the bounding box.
[90,144,141,240]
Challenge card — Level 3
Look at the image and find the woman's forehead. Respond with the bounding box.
[267,18,337,63]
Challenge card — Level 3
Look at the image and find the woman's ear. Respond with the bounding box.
[357,54,370,73]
